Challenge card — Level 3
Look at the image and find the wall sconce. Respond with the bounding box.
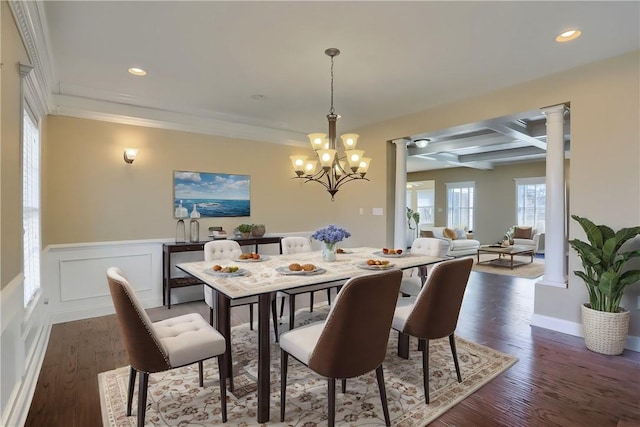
[123,148,138,164]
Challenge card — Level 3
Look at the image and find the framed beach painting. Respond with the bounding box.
[173,171,250,218]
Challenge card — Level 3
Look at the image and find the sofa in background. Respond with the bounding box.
[511,226,545,254]
[419,226,480,257]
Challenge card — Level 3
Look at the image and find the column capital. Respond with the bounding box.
[391,138,412,147]
[541,104,567,116]
[19,63,34,77]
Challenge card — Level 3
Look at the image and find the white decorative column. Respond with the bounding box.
[393,138,411,249]
[537,104,568,288]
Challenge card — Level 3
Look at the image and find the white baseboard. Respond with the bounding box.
[531,313,640,352]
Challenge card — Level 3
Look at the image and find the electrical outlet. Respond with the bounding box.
[43,297,49,305]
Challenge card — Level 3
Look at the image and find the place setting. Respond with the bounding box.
[233,253,270,262]
[275,262,327,276]
[358,259,396,270]
[372,247,408,258]
[204,264,250,277]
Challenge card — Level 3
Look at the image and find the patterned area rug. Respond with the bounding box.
[471,254,544,279]
[99,307,517,426]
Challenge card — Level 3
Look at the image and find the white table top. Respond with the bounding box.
[176,246,445,299]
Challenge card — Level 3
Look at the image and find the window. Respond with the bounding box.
[23,104,41,306]
[515,177,545,233]
[407,181,434,227]
[446,181,474,231]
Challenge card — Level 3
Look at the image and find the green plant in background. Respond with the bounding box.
[568,215,640,313]
[504,225,516,241]
[406,207,420,230]
[237,224,254,233]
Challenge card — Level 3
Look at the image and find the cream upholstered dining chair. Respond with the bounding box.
[203,240,279,391]
[279,269,402,427]
[400,237,443,296]
[278,236,342,329]
[106,267,227,426]
[392,257,473,404]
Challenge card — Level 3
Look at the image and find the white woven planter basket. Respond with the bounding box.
[581,303,630,355]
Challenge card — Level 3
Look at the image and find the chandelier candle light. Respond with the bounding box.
[289,48,371,201]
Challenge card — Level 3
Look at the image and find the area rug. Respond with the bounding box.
[471,254,544,279]
[99,308,517,426]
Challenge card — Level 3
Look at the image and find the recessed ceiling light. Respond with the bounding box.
[415,139,430,148]
[128,67,147,76]
[556,29,582,43]
[250,94,266,100]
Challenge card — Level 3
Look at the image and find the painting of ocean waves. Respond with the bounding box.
[174,171,250,217]
[176,198,250,218]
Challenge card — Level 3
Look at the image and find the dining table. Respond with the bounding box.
[176,246,446,423]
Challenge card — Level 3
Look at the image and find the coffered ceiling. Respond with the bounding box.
[17,1,639,171]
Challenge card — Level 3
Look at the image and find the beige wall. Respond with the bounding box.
[409,161,554,245]
[1,2,29,289]
[43,116,390,248]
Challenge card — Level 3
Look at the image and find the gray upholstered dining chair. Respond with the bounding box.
[392,257,473,404]
[400,237,443,296]
[106,267,227,426]
[279,269,402,427]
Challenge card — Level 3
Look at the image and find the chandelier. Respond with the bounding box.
[289,48,370,201]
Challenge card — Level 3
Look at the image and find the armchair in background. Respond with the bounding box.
[510,226,545,253]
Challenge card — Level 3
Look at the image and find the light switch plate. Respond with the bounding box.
[372,208,383,216]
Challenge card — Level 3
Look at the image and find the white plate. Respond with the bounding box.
[372,250,406,258]
[204,268,249,277]
[336,249,353,254]
[275,266,326,276]
[233,255,270,262]
[357,262,395,270]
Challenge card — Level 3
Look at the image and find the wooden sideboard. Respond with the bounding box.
[162,237,282,308]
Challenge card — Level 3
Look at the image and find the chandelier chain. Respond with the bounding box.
[329,55,335,115]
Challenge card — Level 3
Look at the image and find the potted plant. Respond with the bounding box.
[237,224,254,238]
[568,215,640,355]
[406,208,420,246]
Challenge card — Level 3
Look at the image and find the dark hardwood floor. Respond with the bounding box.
[25,272,640,426]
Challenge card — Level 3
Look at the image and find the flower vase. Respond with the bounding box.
[322,242,337,262]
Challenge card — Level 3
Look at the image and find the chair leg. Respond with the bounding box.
[127,366,136,416]
[280,350,289,422]
[288,295,296,331]
[271,297,279,342]
[198,361,204,387]
[279,295,286,318]
[137,371,149,426]
[421,339,430,404]
[209,307,214,326]
[309,291,314,312]
[341,378,347,393]
[217,354,228,422]
[249,304,254,330]
[449,334,462,382]
[326,288,332,306]
[328,377,336,427]
[375,365,391,427]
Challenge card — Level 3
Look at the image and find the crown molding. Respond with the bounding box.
[9,1,55,114]
[52,94,308,147]
[9,0,306,146]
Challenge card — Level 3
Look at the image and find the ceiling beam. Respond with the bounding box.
[486,121,548,150]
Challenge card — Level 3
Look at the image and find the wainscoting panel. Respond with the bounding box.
[0,274,50,427]
[46,240,165,324]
